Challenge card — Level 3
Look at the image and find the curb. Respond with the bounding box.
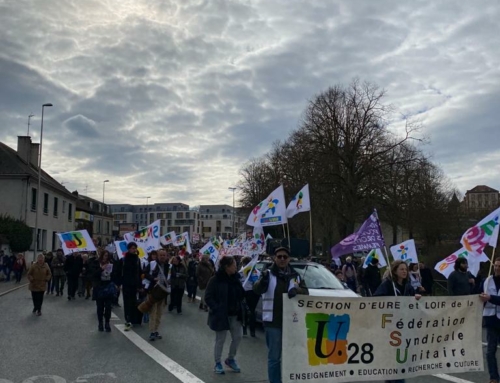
[0,283,29,297]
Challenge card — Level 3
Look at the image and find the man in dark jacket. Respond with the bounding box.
[118,242,143,330]
[419,261,434,295]
[448,258,472,296]
[253,247,308,383]
[64,252,83,300]
[363,258,382,296]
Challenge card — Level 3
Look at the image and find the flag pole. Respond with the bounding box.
[286,223,291,249]
[488,247,497,277]
[309,210,313,256]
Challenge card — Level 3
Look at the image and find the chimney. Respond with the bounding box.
[17,136,32,164]
[30,143,40,168]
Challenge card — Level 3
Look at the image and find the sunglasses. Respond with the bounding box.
[276,255,289,260]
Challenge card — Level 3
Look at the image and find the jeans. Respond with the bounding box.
[169,287,184,313]
[265,326,282,383]
[214,316,242,363]
[47,277,54,293]
[487,326,500,380]
[2,266,11,281]
[186,283,197,299]
[31,291,44,312]
[53,275,66,294]
[96,297,112,324]
[14,270,23,283]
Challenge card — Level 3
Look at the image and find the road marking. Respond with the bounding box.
[110,311,119,320]
[115,324,206,383]
[0,283,29,297]
[432,373,477,383]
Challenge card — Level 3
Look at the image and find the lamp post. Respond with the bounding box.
[102,180,109,241]
[145,196,151,226]
[228,187,237,238]
[33,103,53,261]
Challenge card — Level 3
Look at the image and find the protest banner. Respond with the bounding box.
[124,220,161,252]
[57,230,97,255]
[114,240,147,259]
[282,295,483,382]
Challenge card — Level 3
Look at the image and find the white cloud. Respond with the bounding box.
[0,0,499,205]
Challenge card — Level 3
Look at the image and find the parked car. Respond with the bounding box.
[254,261,359,322]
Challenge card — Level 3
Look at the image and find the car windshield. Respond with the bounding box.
[256,262,346,290]
[293,264,346,290]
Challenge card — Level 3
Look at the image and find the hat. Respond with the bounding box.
[127,242,138,250]
[274,246,290,255]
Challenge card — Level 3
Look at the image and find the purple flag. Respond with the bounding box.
[331,213,385,259]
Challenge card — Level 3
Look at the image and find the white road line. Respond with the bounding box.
[115,324,206,383]
[0,283,29,297]
[432,373,477,383]
[110,311,119,320]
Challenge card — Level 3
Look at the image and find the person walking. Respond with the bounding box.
[186,254,198,303]
[253,247,308,383]
[65,252,83,300]
[44,251,55,294]
[12,253,27,284]
[117,242,143,331]
[480,258,500,383]
[418,261,434,295]
[362,257,382,296]
[91,250,118,332]
[142,249,169,341]
[196,254,214,311]
[448,258,472,296]
[205,256,245,374]
[374,260,421,383]
[342,256,357,292]
[27,254,52,316]
[51,249,66,296]
[240,256,260,337]
[168,255,187,314]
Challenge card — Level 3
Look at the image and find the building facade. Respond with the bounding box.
[74,192,114,246]
[199,204,237,239]
[110,203,201,238]
[463,185,500,212]
[0,137,78,257]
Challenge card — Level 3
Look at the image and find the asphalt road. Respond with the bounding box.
[0,286,494,383]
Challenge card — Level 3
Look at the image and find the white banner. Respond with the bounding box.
[57,230,97,255]
[390,239,419,264]
[246,185,288,227]
[200,241,220,267]
[283,295,483,383]
[362,248,387,269]
[287,184,311,218]
[124,220,161,252]
[160,231,176,246]
[435,247,489,278]
[114,240,148,259]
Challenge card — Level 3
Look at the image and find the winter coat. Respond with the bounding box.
[64,255,83,277]
[363,264,382,296]
[117,252,142,288]
[187,260,198,287]
[27,262,52,291]
[169,263,187,289]
[144,262,170,292]
[373,278,416,297]
[51,256,66,277]
[196,260,214,289]
[205,269,245,331]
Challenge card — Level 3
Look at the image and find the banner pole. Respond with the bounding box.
[309,210,313,256]
[286,223,291,249]
[488,246,497,277]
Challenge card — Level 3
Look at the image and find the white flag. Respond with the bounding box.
[435,247,489,279]
[246,185,288,227]
[124,220,161,253]
[390,239,419,264]
[362,248,387,269]
[240,254,261,290]
[286,184,311,218]
[160,231,176,245]
[200,241,220,269]
[114,239,148,259]
[461,207,500,256]
[57,230,96,255]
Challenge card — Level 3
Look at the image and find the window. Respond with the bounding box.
[166,213,172,219]
[106,221,110,235]
[186,212,190,219]
[53,197,58,217]
[161,219,165,226]
[43,193,49,214]
[31,188,37,211]
[176,212,183,219]
[62,200,66,213]
[68,203,73,221]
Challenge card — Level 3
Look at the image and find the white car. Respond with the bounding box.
[253,261,359,322]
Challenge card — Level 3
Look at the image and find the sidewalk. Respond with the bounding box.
[0,279,28,296]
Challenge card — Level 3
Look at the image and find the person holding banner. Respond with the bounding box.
[205,256,245,375]
[253,246,308,383]
[168,255,187,314]
[374,260,421,383]
[239,256,260,337]
[480,258,500,383]
[64,252,83,300]
[27,254,52,316]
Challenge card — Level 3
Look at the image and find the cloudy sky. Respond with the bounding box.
[1,0,499,207]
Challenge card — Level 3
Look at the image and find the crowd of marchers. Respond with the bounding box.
[9,243,500,383]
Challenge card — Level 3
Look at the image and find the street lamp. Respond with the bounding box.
[145,196,151,225]
[228,187,237,238]
[33,103,53,261]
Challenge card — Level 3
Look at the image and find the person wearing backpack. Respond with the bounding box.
[342,256,357,292]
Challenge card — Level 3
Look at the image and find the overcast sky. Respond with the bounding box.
[1,0,499,207]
